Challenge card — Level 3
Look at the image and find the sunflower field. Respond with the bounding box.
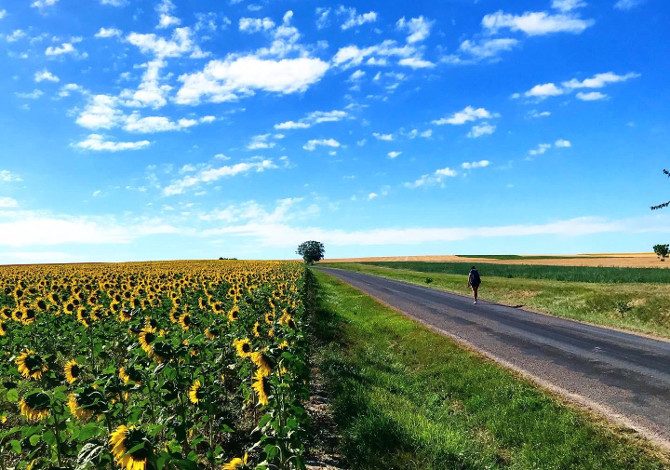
[0,260,310,469]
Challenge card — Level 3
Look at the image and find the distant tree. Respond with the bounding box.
[650,169,670,210]
[297,241,325,265]
[653,244,669,261]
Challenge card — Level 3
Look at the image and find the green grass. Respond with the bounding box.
[311,270,668,469]
[319,263,670,338]
[358,261,670,283]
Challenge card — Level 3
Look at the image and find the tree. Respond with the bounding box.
[297,241,325,264]
[650,169,670,210]
[653,244,669,261]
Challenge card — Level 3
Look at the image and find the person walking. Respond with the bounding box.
[467,266,481,304]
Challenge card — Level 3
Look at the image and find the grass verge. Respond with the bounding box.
[312,270,669,469]
[360,261,670,284]
[320,263,670,338]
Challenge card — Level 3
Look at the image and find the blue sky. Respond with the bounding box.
[0,0,669,262]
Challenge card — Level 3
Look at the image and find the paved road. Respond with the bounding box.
[319,267,670,448]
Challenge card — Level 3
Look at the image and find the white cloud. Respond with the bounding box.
[528,139,571,157]
[405,167,458,188]
[387,151,402,159]
[95,27,122,38]
[31,0,58,10]
[247,134,275,150]
[156,0,180,29]
[34,69,59,83]
[0,10,6,19]
[482,10,594,36]
[100,0,126,5]
[614,0,645,10]
[398,57,435,69]
[433,106,498,125]
[126,27,196,58]
[552,0,587,12]
[0,170,22,182]
[368,192,378,200]
[201,215,670,248]
[239,17,275,32]
[516,71,639,101]
[339,7,377,30]
[576,91,607,101]
[452,38,519,62]
[76,95,123,129]
[461,160,491,170]
[561,71,640,89]
[75,134,151,152]
[163,159,278,196]
[332,40,416,69]
[315,7,331,29]
[528,110,552,118]
[175,55,329,105]
[406,128,432,139]
[303,138,341,151]
[0,197,18,208]
[15,90,44,100]
[120,59,172,108]
[396,16,433,43]
[274,109,347,130]
[373,132,394,141]
[467,123,496,138]
[45,42,76,56]
[123,113,213,133]
[4,30,26,42]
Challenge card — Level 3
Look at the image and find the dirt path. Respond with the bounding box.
[319,267,670,452]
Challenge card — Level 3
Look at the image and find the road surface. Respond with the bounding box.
[319,267,670,448]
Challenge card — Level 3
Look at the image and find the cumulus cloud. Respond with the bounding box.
[461,160,491,169]
[123,113,214,133]
[0,197,18,208]
[45,42,77,56]
[332,40,420,69]
[126,27,197,58]
[163,159,278,196]
[405,167,458,188]
[433,106,498,125]
[514,71,639,101]
[274,109,347,130]
[387,151,402,159]
[576,91,607,101]
[75,134,151,152]
[445,38,519,64]
[467,123,496,138]
[339,7,377,30]
[175,55,329,105]
[303,138,341,151]
[482,10,594,36]
[15,90,44,100]
[34,69,59,83]
[156,0,180,29]
[372,132,394,141]
[528,139,571,157]
[396,16,433,43]
[95,27,122,38]
[76,95,124,129]
[0,9,6,19]
[614,0,645,10]
[239,17,275,32]
[247,134,276,150]
[398,57,435,69]
[0,170,22,182]
[31,0,59,11]
[552,0,587,12]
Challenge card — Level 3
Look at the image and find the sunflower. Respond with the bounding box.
[233,338,252,358]
[119,366,142,385]
[252,321,261,338]
[251,369,269,406]
[63,301,76,315]
[204,326,219,341]
[19,392,50,422]
[68,386,106,421]
[188,379,204,404]
[16,349,49,380]
[227,305,240,322]
[20,307,36,325]
[0,321,5,336]
[250,351,271,377]
[278,311,292,326]
[64,359,82,384]
[77,307,91,328]
[109,425,152,470]
[178,313,192,331]
[222,452,249,470]
[264,312,275,325]
[138,331,157,356]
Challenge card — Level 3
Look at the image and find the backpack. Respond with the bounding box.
[469,269,480,285]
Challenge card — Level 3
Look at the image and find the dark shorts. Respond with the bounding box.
[471,282,480,288]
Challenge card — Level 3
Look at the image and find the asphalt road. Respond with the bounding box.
[319,267,670,448]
